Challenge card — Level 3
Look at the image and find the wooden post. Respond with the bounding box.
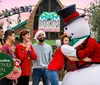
[48,0,51,39]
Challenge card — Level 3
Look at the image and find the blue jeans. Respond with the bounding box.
[32,68,50,85]
[46,70,59,85]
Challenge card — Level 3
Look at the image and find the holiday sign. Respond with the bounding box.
[39,12,60,32]
[0,52,14,79]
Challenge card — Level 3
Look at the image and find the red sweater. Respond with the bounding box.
[48,48,65,71]
[76,37,100,69]
[15,44,37,76]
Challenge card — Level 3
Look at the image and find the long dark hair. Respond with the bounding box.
[19,29,30,43]
[0,22,4,30]
[0,26,3,30]
[0,22,4,45]
[0,26,3,45]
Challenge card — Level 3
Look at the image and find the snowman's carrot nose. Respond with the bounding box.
[60,33,67,38]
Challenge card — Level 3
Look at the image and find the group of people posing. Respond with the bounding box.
[0,22,92,85]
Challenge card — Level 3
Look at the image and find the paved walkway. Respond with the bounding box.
[29,81,62,85]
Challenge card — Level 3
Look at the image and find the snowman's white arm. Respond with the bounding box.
[61,45,91,62]
[61,45,77,57]
[61,45,80,61]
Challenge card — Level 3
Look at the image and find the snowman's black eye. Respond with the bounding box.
[65,27,68,30]
[71,33,74,35]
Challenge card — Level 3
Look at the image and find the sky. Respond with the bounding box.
[0,0,94,11]
[0,0,94,30]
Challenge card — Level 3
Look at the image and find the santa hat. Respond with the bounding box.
[33,30,46,40]
[57,4,85,27]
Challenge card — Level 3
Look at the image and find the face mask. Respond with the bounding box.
[38,38,45,42]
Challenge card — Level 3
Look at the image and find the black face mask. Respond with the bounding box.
[38,38,45,42]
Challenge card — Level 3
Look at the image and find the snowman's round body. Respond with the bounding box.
[61,17,100,85]
[62,64,100,85]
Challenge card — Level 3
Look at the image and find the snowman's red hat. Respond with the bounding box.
[57,4,85,27]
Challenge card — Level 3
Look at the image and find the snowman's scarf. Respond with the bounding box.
[70,35,89,46]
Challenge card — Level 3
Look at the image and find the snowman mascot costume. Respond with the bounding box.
[57,4,100,85]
